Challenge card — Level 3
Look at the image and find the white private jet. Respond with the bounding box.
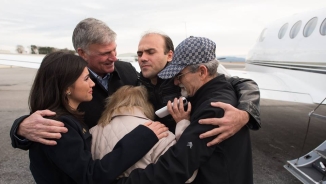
[228,7,326,105]
[236,7,326,184]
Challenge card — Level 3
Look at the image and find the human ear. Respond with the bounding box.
[77,48,88,61]
[66,87,72,96]
[199,65,208,78]
[167,50,173,63]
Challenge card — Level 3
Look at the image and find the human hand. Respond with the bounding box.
[167,97,191,123]
[17,110,68,145]
[198,102,249,146]
[143,121,168,139]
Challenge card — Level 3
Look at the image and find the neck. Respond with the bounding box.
[150,76,158,85]
[68,101,79,111]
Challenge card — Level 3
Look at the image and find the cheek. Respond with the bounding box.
[184,81,194,92]
[90,55,104,64]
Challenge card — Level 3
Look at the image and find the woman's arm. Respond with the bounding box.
[41,117,159,184]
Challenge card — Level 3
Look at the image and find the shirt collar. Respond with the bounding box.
[88,68,110,79]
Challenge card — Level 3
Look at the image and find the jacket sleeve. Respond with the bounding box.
[116,101,220,184]
[10,115,32,150]
[150,120,191,162]
[42,117,158,184]
[226,76,261,130]
[175,119,190,140]
[150,132,176,163]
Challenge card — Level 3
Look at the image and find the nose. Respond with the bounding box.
[174,77,180,85]
[90,78,95,87]
[138,53,148,63]
[107,52,117,62]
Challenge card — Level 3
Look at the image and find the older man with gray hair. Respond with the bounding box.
[118,36,252,184]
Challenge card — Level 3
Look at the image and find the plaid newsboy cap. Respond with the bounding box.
[158,36,216,79]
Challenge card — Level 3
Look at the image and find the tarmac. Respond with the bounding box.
[0,64,325,184]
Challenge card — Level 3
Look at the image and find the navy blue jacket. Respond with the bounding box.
[29,115,157,184]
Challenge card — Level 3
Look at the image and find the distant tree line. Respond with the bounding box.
[16,45,75,54]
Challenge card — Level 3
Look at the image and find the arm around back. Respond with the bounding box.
[10,115,31,150]
[227,76,261,129]
[29,116,158,184]
[10,110,68,150]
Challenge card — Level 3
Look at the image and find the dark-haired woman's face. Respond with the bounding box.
[67,67,95,109]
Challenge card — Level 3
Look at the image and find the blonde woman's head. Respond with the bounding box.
[98,85,154,126]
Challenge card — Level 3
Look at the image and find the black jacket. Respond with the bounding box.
[29,115,157,184]
[117,75,253,184]
[138,73,180,133]
[138,72,261,132]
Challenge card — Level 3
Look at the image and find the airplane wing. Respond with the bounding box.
[0,54,42,69]
[0,53,141,71]
[228,66,326,104]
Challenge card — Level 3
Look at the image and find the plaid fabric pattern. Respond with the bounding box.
[158,36,216,79]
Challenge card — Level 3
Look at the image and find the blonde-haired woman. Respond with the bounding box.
[90,85,196,182]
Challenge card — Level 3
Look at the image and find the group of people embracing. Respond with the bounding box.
[10,18,260,184]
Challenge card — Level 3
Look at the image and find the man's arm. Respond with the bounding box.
[10,110,68,150]
[199,76,260,146]
[228,76,261,128]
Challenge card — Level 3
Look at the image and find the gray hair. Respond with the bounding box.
[72,18,117,52]
[188,59,219,76]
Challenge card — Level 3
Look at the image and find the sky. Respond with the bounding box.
[1,0,326,56]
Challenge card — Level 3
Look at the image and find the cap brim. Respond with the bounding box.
[158,63,186,79]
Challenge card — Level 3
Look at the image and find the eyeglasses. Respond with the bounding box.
[175,71,192,81]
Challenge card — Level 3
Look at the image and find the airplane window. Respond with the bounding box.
[259,28,267,42]
[303,17,318,37]
[289,20,302,39]
[278,23,289,39]
[321,18,326,36]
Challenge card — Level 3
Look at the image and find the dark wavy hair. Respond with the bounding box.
[29,51,88,121]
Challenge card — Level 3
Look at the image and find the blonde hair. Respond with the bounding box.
[98,85,154,127]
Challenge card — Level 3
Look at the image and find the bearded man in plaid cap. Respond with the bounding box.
[118,36,253,184]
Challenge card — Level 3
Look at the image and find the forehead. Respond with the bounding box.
[80,67,89,75]
[138,34,165,50]
[87,42,117,53]
[179,66,190,73]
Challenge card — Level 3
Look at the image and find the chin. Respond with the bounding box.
[141,71,153,79]
[181,89,188,97]
[105,65,115,73]
[87,96,93,101]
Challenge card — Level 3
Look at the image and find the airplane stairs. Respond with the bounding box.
[284,141,326,184]
[284,105,326,184]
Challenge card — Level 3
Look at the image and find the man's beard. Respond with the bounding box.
[179,84,188,97]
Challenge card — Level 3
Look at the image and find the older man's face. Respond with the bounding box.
[79,42,117,77]
[174,66,201,97]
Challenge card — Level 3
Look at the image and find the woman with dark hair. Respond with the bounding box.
[28,51,166,184]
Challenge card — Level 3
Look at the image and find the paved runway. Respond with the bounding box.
[0,65,325,184]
